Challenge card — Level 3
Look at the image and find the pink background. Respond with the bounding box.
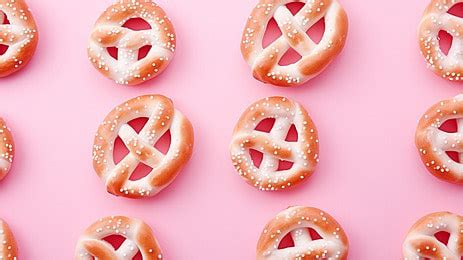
[1,0,463,258]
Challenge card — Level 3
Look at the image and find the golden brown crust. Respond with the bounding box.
[403,212,463,259]
[0,0,38,77]
[415,94,463,183]
[0,219,18,260]
[240,0,348,87]
[257,206,348,260]
[93,95,194,198]
[0,118,14,181]
[76,216,162,260]
[88,0,175,85]
[230,97,319,191]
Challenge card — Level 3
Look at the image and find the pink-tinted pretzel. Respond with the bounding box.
[0,118,14,181]
[0,219,17,260]
[241,0,348,87]
[88,0,175,85]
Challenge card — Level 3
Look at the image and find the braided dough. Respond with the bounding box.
[418,0,463,81]
[230,96,319,191]
[0,219,17,260]
[93,95,194,198]
[241,0,348,87]
[0,118,13,181]
[415,94,463,184]
[75,216,162,260]
[88,0,175,85]
[257,206,348,260]
[0,0,38,77]
[403,212,463,259]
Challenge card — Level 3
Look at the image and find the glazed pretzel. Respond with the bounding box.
[241,0,348,87]
[403,212,463,259]
[0,0,38,77]
[418,0,463,81]
[0,219,17,260]
[230,97,319,191]
[75,216,163,260]
[257,206,348,260]
[93,95,194,199]
[88,0,175,85]
[415,94,463,184]
[0,118,13,181]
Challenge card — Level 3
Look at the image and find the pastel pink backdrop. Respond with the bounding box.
[0,0,462,258]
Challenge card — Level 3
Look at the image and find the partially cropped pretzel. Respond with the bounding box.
[403,212,463,259]
[241,0,348,87]
[0,0,38,77]
[0,219,17,259]
[88,0,175,85]
[415,94,463,184]
[75,216,162,260]
[0,118,13,181]
[93,95,194,198]
[230,97,319,191]
[257,206,348,260]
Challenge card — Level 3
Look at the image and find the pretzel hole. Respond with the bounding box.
[439,119,458,133]
[286,2,305,15]
[138,45,152,60]
[154,130,171,155]
[250,149,263,168]
[262,18,283,48]
[113,137,130,164]
[434,231,450,245]
[278,48,302,66]
[448,3,463,18]
[0,44,8,56]
[128,117,149,133]
[307,18,325,44]
[103,234,126,250]
[107,47,119,60]
[255,118,276,133]
[132,251,143,260]
[438,30,453,56]
[277,160,294,171]
[446,151,460,163]
[285,124,298,142]
[0,11,10,24]
[278,232,295,249]
[308,228,323,240]
[129,162,153,181]
[122,18,152,31]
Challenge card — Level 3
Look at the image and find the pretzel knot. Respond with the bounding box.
[88,0,176,85]
[0,219,17,260]
[415,94,463,184]
[230,97,319,191]
[0,118,14,182]
[241,0,348,87]
[403,212,463,259]
[75,216,163,260]
[0,0,38,77]
[93,95,194,199]
[257,206,349,260]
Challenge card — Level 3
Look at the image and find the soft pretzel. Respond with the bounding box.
[418,0,463,81]
[230,96,319,191]
[241,0,348,87]
[88,0,175,85]
[75,216,162,260]
[0,0,38,77]
[0,118,13,181]
[415,94,463,184]
[0,219,17,259]
[403,212,463,259]
[93,95,194,198]
[257,206,348,260]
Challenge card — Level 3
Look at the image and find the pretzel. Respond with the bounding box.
[403,212,463,259]
[240,0,348,87]
[230,96,319,191]
[93,95,194,198]
[0,219,17,260]
[0,0,38,77]
[257,206,348,260]
[88,0,175,85]
[415,94,463,184]
[75,216,163,260]
[0,118,13,181]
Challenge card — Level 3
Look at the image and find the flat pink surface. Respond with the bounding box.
[1,0,463,259]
